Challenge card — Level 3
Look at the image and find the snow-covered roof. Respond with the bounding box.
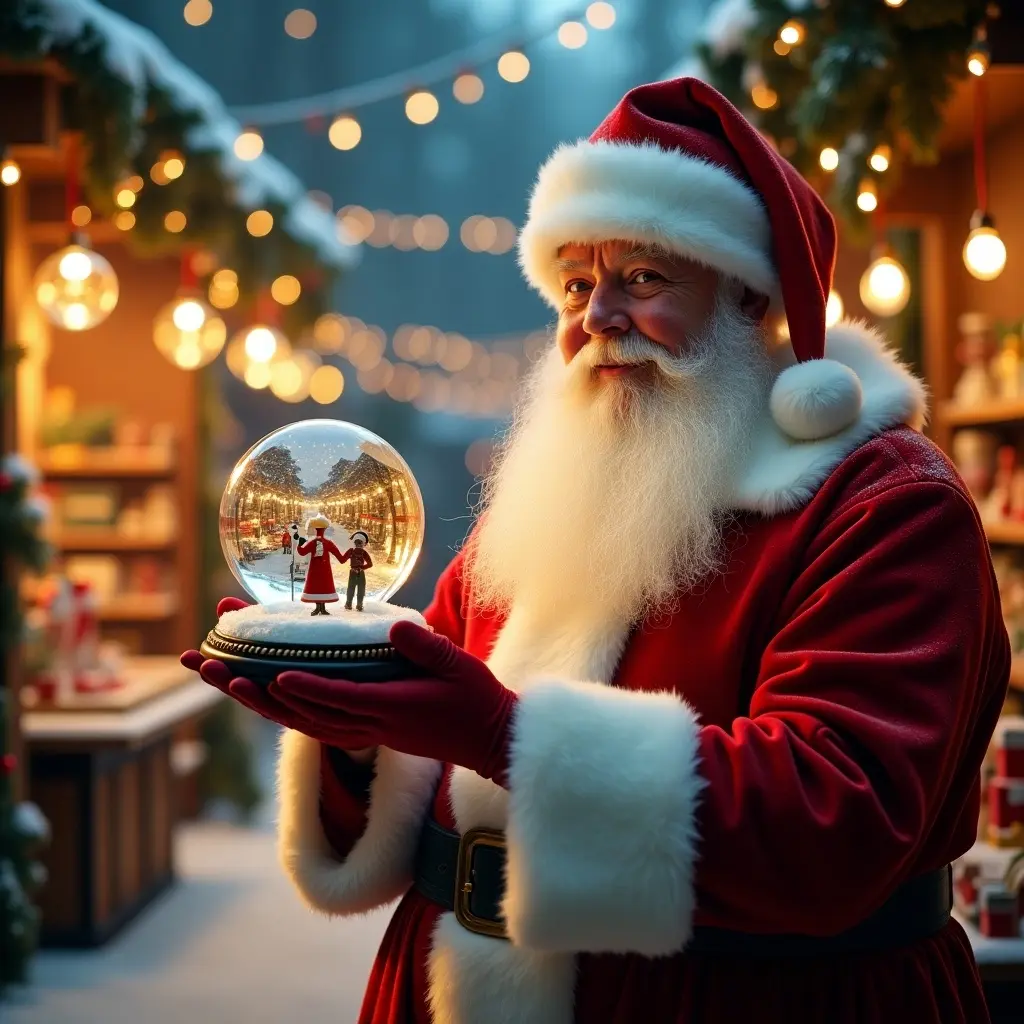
[30,0,358,270]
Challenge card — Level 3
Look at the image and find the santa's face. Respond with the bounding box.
[471,269,774,623]
[554,240,769,409]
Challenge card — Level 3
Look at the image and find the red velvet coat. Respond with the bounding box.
[275,326,1009,1024]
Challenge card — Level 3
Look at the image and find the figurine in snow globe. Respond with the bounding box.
[198,418,426,683]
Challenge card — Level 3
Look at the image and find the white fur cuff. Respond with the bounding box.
[277,730,441,915]
[503,679,705,955]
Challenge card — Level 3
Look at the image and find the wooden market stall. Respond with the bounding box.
[1,0,352,954]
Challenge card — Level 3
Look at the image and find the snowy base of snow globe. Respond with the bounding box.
[199,599,427,685]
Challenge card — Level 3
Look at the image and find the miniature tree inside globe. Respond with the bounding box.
[200,419,427,684]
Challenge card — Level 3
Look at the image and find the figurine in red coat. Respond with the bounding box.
[184,79,1009,1023]
[296,513,343,616]
[281,528,292,553]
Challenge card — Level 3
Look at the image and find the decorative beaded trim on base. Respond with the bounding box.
[204,630,396,662]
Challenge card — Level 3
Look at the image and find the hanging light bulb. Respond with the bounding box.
[234,128,264,161]
[778,20,805,46]
[859,249,910,317]
[153,294,227,369]
[963,211,1007,281]
[226,324,292,387]
[883,0,907,7]
[869,145,892,172]
[856,178,879,212]
[33,241,119,331]
[967,40,990,77]
[825,289,844,327]
[1,158,21,186]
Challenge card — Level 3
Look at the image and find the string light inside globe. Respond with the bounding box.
[153,295,226,369]
[34,243,119,331]
[859,253,911,317]
[963,213,1007,281]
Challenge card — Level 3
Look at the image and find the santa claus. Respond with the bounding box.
[183,79,1008,1023]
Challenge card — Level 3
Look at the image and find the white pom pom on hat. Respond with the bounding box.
[769,359,863,441]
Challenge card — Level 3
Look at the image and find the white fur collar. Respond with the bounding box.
[729,321,928,516]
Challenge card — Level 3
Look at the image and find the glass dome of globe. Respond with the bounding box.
[33,242,119,331]
[219,419,424,605]
[153,294,227,369]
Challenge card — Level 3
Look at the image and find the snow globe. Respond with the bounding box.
[199,419,427,684]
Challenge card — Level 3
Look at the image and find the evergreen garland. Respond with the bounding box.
[0,435,52,998]
[1,0,346,338]
[696,0,991,233]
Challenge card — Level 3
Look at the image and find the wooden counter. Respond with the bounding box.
[24,657,223,947]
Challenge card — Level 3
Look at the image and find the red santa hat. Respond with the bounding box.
[518,78,863,441]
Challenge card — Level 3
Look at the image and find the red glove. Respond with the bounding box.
[181,596,325,735]
[270,620,518,786]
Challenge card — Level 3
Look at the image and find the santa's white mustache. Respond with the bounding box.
[574,333,712,382]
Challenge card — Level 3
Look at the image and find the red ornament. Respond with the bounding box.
[0,753,17,775]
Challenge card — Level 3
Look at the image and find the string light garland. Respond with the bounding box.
[335,206,516,254]
[183,0,213,27]
[234,129,264,160]
[963,73,1006,280]
[226,5,615,129]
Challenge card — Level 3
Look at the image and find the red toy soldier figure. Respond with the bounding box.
[281,527,292,553]
[297,513,343,616]
[340,530,373,611]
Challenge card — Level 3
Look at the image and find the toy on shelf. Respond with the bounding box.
[991,331,1024,401]
[952,430,999,503]
[987,717,1024,848]
[952,313,996,408]
[982,446,1017,525]
[979,881,1020,938]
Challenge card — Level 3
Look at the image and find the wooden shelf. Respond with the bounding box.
[1011,657,1024,694]
[40,446,175,478]
[53,530,175,552]
[939,399,1024,427]
[98,593,178,621]
[986,521,1024,546]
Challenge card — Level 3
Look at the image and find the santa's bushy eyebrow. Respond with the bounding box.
[553,242,678,273]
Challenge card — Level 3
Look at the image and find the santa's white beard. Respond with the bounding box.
[470,288,773,627]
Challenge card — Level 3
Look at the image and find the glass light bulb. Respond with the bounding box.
[246,327,279,362]
[154,295,225,369]
[34,243,118,330]
[59,251,93,282]
[859,256,910,317]
[963,225,1007,281]
[172,299,207,332]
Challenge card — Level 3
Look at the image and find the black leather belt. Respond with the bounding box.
[412,817,953,954]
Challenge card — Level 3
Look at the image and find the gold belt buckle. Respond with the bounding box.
[454,827,507,939]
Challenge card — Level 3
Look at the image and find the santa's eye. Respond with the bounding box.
[564,279,591,295]
[631,270,662,285]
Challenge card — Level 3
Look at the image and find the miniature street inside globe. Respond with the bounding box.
[220,419,424,609]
